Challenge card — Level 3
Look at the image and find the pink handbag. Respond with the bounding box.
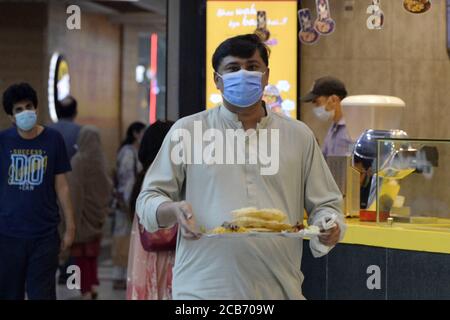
[137,219,177,252]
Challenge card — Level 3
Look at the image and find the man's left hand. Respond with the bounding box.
[318,223,340,246]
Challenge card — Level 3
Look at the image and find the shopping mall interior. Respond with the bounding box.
[0,0,450,301]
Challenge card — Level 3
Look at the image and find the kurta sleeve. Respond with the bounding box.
[303,129,347,241]
[136,122,186,233]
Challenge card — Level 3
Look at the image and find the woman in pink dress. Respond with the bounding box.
[126,121,175,300]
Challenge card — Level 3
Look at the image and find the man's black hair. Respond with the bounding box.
[56,96,78,119]
[212,34,270,72]
[2,83,38,115]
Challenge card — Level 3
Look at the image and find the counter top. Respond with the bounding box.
[337,218,450,254]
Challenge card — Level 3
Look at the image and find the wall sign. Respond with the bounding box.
[298,8,319,45]
[314,0,335,35]
[48,53,70,123]
[255,10,271,42]
[366,0,384,30]
[403,0,431,14]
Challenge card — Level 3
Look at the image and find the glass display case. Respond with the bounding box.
[374,138,450,229]
[326,155,360,217]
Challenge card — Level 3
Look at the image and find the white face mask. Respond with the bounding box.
[313,105,334,122]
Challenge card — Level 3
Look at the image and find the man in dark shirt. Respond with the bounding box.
[0,83,75,300]
[48,95,81,160]
[48,95,81,285]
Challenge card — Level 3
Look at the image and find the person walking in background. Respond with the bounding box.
[127,121,175,300]
[301,76,353,158]
[49,96,81,159]
[0,83,75,300]
[48,95,81,285]
[111,121,146,290]
[68,126,112,300]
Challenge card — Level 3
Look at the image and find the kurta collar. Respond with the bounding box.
[219,102,271,130]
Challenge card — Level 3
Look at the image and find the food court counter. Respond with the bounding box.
[340,217,450,254]
[301,217,450,299]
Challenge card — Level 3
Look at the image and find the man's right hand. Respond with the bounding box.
[174,201,202,240]
[157,201,202,240]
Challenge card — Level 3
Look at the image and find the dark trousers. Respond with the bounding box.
[58,256,75,283]
[0,232,60,300]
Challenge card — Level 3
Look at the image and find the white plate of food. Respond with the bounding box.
[202,226,320,239]
[202,207,321,239]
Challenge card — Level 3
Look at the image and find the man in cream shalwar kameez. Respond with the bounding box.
[136,34,346,300]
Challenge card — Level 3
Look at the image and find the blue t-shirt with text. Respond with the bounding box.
[0,126,71,238]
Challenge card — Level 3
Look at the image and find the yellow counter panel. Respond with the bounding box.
[338,218,450,254]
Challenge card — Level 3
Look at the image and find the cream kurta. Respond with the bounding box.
[136,105,346,300]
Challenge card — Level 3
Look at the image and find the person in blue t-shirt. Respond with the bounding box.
[0,83,76,300]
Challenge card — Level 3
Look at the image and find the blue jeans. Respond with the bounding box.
[0,232,60,300]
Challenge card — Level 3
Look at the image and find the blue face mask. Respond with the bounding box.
[217,69,265,108]
[313,105,335,121]
[15,110,37,131]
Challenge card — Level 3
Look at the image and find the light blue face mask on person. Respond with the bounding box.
[217,69,265,108]
[313,105,335,122]
[15,110,37,131]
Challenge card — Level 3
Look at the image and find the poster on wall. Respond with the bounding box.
[206,0,298,119]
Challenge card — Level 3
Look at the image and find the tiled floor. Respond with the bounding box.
[56,260,126,300]
[57,218,127,300]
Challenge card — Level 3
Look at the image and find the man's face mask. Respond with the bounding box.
[313,95,338,121]
[313,105,335,121]
[216,69,266,108]
[14,110,37,131]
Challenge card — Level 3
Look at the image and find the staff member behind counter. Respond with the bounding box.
[353,129,408,209]
[301,76,353,158]
[136,34,346,300]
